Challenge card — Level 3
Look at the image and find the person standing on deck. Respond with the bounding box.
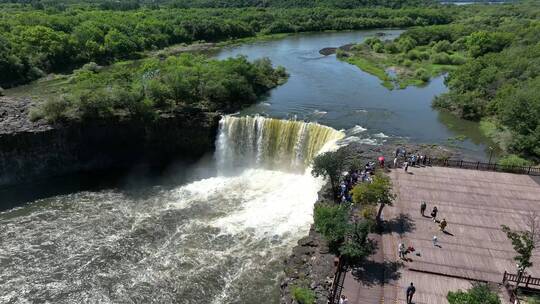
[398,242,405,259]
[406,282,416,304]
[420,201,427,216]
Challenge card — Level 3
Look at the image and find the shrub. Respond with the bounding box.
[402,59,413,67]
[396,36,417,52]
[449,54,466,65]
[406,50,421,60]
[385,42,399,54]
[433,40,452,53]
[418,51,431,60]
[372,43,385,53]
[291,287,315,304]
[407,50,429,61]
[447,283,501,304]
[497,154,532,168]
[36,96,73,123]
[414,68,430,82]
[314,204,349,252]
[364,37,382,48]
[431,52,452,64]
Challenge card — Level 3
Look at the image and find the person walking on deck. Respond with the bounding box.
[431,206,438,222]
[420,201,427,216]
[406,282,416,304]
[439,218,447,231]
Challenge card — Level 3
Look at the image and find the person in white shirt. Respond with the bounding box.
[339,295,349,304]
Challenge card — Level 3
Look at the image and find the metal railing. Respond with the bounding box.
[329,257,347,304]
[504,271,540,288]
[430,159,540,176]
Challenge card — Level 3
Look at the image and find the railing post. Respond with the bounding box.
[476,161,480,170]
[504,270,507,282]
[460,160,463,168]
[528,166,531,174]
[526,275,531,288]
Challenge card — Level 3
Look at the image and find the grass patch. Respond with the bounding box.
[345,57,393,89]
[338,40,465,89]
[291,286,315,304]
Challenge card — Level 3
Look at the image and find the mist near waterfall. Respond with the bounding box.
[0,116,344,304]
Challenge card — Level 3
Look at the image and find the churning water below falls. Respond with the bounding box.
[0,116,345,304]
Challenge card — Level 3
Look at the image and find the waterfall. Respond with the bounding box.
[216,115,345,173]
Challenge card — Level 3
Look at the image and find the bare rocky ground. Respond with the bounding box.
[0,96,51,135]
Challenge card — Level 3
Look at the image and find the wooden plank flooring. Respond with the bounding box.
[342,166,540,304]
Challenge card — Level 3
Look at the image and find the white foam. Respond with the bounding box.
[312,110,328,116]
[348,125,367,135]
[337,136,378,146]
[210,169,324,237]
[374,132,389,138]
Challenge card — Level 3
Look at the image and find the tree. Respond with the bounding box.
[104,29,137,58]
[339,219,376,265]
[311,150,346,201]
[351,171,395,222]
[447,283,501,304]
[313,204,349,252]
[466,31,512,58]
[501,212,540,288]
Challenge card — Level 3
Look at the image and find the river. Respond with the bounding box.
[1,30,496,304]
[216,30,497,160]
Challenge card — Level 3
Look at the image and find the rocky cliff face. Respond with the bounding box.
[0,97,220,186]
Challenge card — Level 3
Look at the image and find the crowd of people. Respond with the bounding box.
[338,161,377,203]
[392,148,432,172]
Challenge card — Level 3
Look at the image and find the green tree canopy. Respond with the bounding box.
[311,150,346,201]
[351,171,395,221]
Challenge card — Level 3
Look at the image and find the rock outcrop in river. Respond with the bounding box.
[0,97,220,186]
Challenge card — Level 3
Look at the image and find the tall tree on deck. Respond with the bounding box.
[501,211,540,290]
[351,171,395,223]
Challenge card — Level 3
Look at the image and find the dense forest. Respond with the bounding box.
[30,54,288,122]
[0,0,437,9]
[428,4,540,161]
[0,4,451,87]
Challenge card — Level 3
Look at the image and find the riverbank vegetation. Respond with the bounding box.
[338,4,537,89]
[30,54,287,122]
[0,3,452,88]
[336,2,540,161]
[432,3,540,161]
